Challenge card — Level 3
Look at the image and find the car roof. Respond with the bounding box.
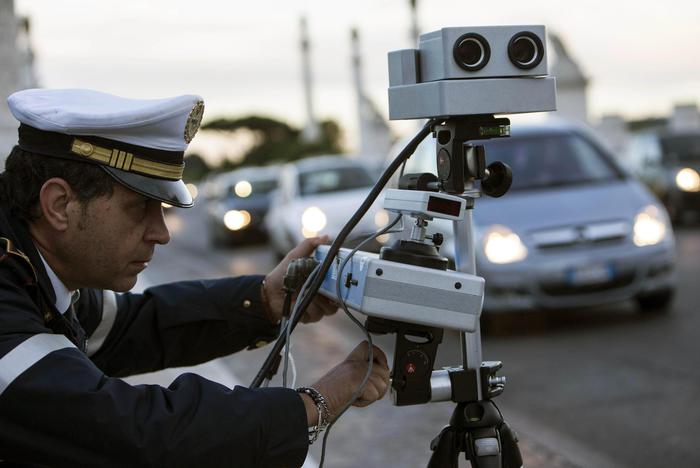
[504,119,583,137]
[222,165,280,181]
[290,154,366,172]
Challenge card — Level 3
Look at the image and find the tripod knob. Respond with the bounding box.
[481,161,512,198]
[428,233,444,247]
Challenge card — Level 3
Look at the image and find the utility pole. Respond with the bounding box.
[1,0,38,164]
[299,16,319,142]
[351,27,393,161]
[409,0,420,45]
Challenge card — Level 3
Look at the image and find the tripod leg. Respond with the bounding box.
[499,422,523,468]
[467,431,502,468]
[428,426,461,468]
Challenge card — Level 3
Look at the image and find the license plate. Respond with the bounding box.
[566,263,614,286]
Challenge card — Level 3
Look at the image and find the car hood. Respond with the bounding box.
[474,179,657,232]
[288,188,383,233]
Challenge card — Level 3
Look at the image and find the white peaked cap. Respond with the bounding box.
[8,88,203,151]
[6,88,206,208]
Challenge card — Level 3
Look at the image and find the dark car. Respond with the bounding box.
[205,166,279,246]
[634,131,700,223]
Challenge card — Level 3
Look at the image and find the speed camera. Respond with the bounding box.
[388,25,556,119]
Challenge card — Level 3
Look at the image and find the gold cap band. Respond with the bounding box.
[70,138,184,180]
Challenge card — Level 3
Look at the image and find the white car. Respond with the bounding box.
[265,155,389,257]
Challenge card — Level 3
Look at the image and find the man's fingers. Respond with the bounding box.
[367,374,388,396]
[347,342,389,370]
[347,341,371,361]
[285,236,330,260]
[301,306,324,324]
[371,346,389,369]
[353,376,387,407]
[320,295,339,312]
[362,385,381,403]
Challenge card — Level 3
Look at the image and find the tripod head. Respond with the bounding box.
[434,115,512,196]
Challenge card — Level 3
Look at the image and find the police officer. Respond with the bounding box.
[0,89,390,467]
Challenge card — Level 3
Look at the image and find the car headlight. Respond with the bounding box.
[483,225,528,264]
[633,205,667,247]
[374,210,390,228]
[301,206,327,237]
[223,210,251,231]
[234,181,253,197]
[675,168,700,192]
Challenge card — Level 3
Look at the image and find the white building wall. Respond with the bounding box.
[0,0,21,162]
[0,0,37,165]
[555,87,589,127]
[669,103,700,133]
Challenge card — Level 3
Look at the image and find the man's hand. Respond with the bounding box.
[299,341,391,426]
[262,236,338,324]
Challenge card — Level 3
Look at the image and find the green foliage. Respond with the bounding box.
[628,117,668,132]
[182,153,210,182]
[202,115,343,170]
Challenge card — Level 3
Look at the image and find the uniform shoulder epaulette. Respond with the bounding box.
[0,237,38,286]
[0,236,54,323]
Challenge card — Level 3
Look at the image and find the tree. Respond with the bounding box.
[202,115,343,169]
[182,153,210,181]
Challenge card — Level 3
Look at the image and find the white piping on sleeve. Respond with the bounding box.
[86,290,118,357]
[0,334,76,397]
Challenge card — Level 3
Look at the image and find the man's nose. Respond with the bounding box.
[144,202,171,245]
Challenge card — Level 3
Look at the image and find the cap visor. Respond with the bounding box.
[101,166,193,207]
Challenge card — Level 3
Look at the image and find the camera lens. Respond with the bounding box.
[453,33,490,71]
[508,32,544,69]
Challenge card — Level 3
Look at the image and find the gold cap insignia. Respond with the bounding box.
[184,100,205,143]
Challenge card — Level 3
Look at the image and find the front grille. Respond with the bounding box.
[536,237,624,251]
[531,220,629,251]
[540,270,636,296]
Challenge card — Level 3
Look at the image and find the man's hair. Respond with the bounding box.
[0,146,115,222]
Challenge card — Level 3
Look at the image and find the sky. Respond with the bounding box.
[13,0,700,160]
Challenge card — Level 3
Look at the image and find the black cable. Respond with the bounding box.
[251,118,438,389]
[317,214,403,468]
[283,263,321,388]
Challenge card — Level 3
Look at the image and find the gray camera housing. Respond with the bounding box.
[388,25,557,120]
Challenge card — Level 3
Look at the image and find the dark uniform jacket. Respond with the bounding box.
[0,204,308,467]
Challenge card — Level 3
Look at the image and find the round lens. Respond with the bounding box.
[511,37,537,65]
[453,33,490,71]
[456,39,484,67]
[507,32,544,70]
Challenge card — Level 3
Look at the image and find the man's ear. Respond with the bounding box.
[38,178,75,232]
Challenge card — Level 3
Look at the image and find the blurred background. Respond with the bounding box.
[2,1,699,467]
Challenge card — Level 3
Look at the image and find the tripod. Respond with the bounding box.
[376,116,523,467]
[424,202,523,468]
[429,116,522,468]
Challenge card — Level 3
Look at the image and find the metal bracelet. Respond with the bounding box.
[296,386,331,444]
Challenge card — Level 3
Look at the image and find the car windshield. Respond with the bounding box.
[298,166,374,196]
[660,135,700,164]
[482,133,621,191]
[227,178,277,197]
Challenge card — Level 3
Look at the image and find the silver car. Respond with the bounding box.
[390,120,677,313]
[265,155,388,258]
